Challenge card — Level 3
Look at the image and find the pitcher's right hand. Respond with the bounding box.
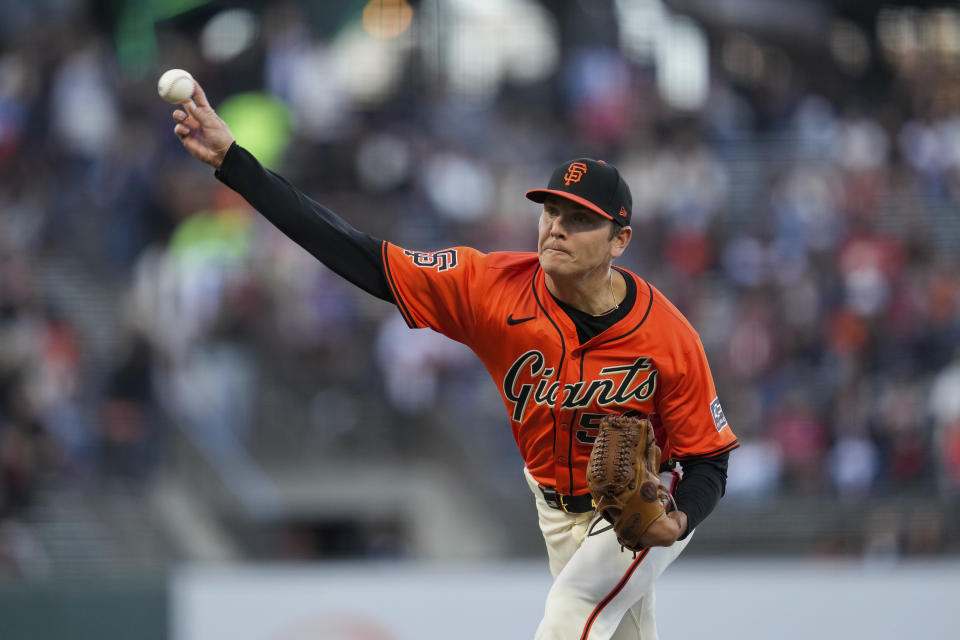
[172,81,235,170]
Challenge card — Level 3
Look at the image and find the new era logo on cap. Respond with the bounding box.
[526,157,633,226]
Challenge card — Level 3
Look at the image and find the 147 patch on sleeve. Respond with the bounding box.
[710,397,728,432]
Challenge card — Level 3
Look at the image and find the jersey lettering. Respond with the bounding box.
[576,409,649,444]
[575,413,606,444]
[403,249,458,271]
[504,350,544,422]
[503,350,659,422]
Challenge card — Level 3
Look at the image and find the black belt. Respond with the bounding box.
[539,461,676,514]
[539,486,595,513]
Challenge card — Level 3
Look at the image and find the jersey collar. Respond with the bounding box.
[534,267,651,348]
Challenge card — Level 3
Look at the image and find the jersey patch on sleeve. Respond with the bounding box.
[403,249,459,271]
[710,397,728,432]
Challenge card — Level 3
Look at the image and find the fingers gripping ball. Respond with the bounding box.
[157,69,196,104]
[587,415,671,552]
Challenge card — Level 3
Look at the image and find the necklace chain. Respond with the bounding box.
[594,271,619,317]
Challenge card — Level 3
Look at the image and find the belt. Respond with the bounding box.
[539,460,676,514]
[539,486,595,513]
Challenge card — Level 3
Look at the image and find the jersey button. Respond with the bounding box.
[557,456,567,464]
[571,351,579,359]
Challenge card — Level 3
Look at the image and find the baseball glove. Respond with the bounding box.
[586,415,673,552]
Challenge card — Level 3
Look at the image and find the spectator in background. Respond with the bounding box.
[1,1,960,566]
[98,334,160,485]
[930,347,960,495]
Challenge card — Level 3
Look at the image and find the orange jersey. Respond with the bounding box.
[382,244,738,495]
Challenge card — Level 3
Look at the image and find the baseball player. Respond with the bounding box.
[171,82,738,640]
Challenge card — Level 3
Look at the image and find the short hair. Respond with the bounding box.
[608,220,621,240]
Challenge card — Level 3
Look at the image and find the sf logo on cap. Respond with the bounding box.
[564,162,588,185]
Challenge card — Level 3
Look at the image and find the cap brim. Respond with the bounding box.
[524,189,614,221]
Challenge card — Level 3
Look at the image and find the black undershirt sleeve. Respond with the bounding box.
[674,452,729,540]
[214,142,393,302]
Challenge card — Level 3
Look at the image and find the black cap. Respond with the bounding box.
[525,158,632,226]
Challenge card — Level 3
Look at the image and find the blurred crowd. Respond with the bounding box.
[1,0,960,571]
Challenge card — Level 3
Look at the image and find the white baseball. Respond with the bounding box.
[157,68,195,104]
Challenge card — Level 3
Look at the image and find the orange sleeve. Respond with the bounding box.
[657,335,739,461]
[382,242,484,344]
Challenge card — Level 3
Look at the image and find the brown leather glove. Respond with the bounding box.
[587,415,670,552]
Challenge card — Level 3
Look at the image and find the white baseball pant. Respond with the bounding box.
[524,466,691,640]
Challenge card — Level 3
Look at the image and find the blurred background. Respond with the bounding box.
[0,0,959,637]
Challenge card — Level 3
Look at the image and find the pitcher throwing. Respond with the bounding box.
[170,79,738,639]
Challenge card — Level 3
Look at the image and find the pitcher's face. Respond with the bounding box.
[537,196,627,279]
